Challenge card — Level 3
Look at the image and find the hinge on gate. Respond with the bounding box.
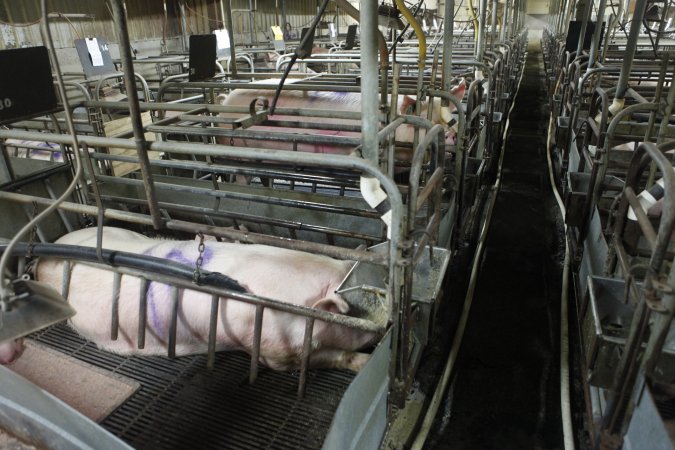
[645,276,672,313]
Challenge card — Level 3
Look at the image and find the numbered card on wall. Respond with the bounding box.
[0,46,58,125]
[214,28,230,57]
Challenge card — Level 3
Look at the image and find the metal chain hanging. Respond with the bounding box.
[193,232,206,283]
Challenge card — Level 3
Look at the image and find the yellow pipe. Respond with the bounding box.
[467,0,480,43]
[395,0,426,70]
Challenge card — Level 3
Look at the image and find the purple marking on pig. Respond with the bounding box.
[146,281,166,337]
[165,248,192,265]
[143,245,213,338]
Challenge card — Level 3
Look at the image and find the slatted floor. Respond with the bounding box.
[30,324,355,449]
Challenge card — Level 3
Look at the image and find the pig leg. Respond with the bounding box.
[0,338,25,365]
[309,349,371,372]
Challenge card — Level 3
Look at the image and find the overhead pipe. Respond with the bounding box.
[110,0,162,229]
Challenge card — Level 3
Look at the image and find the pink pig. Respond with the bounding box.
[34,227,379,371]
[216,79,466,154]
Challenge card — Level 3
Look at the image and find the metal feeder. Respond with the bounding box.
[0,278,76,342]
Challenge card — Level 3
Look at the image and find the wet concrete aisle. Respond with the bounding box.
[426,40,564,449]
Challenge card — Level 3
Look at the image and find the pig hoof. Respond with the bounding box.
[343,352,370,372]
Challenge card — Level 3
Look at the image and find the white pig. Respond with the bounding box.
[33,227,379,371]
[216,79,466,154]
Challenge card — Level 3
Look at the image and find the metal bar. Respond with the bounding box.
[61,261,71,299]
[615,0,648,99]
[207,294,219,370]
[138,278,148,349]
[586,0,607,70]
[168,286,179,358]
[94,175,380,219]
[575,0,594,58]
[111,0,162,230]
[249,305,264,384]
[416,168,444,211]
[476,0,488,60]
[111,272,121,340]
[490,0,498,50]
[42,179,74,233]
[98,194,380,244]
[360,0,379,164]
[297,317,315,398]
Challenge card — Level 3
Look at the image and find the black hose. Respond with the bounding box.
[0,243,248,293]
[269,0,331,114]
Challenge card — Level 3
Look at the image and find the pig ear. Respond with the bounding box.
[451,80,466,101]
[399,95,416,115]
[216,93,228,105]
[312,297,350,315]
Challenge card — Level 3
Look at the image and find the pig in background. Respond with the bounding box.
[216,78,466,156]
[28,227,379,371]
[4,139,63,162]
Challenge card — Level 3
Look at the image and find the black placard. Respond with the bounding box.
[344,25,358,50]
[0,46,58,125]
[74,37,116,77]
[565,21,606,53]
[297,27,316,58]
[188,34,217,81]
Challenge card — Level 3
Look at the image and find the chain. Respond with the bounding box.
[193,232,206,283]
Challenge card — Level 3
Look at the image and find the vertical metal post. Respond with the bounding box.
[360,0,379,164]
[586,0,607,70]
[281,0,287,31]
[223,0,238,77]
[500,0,509,42]
[575,0,594,58]
[476,0,488,59]
[615,0,648,99]
[179,0,188,52]
[442,0,454,92]
[490,0,498,49]
[248,0,256,44]
[111,0,162,229]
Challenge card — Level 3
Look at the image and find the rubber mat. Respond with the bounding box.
[8,339,140,422]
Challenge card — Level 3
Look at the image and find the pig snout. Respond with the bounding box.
[445,130,458,146]
[0,338,25,365]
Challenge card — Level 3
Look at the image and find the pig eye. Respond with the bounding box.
[446,118,457,127]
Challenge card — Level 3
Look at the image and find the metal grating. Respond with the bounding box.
[30,324,355,449]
